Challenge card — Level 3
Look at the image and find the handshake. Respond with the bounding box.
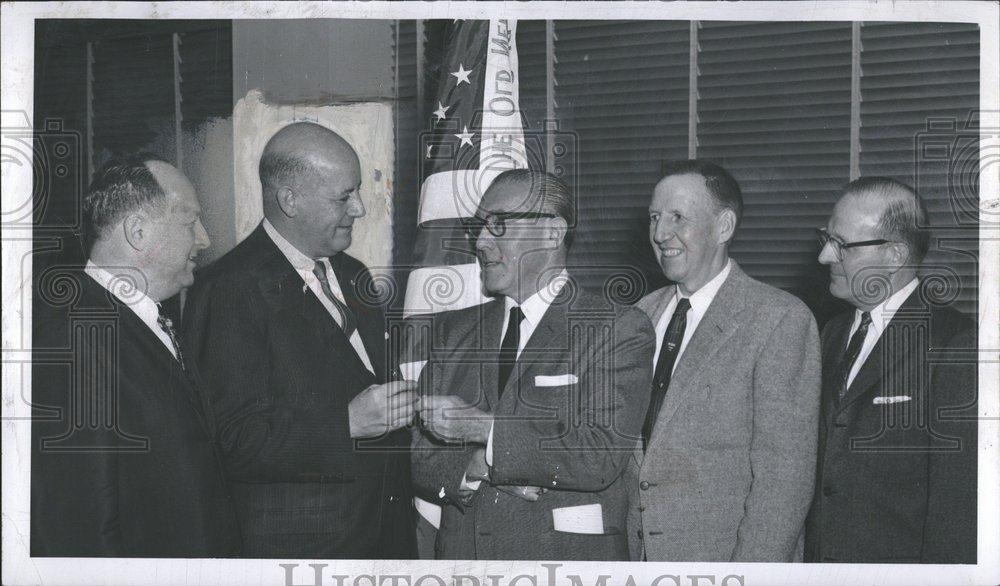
[347,380,543,502]
[348,380,493,443]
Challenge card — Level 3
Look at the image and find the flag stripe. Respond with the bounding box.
[411,219,476,268]
[403,263,489,317]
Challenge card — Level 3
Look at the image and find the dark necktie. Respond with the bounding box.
[642,297,691,450]
[497,306,524,399]
[312,260,357,338]
[837,311,872,401]
[156,312,187,371]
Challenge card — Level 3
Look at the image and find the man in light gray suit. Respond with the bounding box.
[629,160,822,561]
[413,170,655,560]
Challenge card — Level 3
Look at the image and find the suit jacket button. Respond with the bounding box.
[640,481,651,490]
[638,505,646,512]
[822,485,836,497]
[636,530,643,540]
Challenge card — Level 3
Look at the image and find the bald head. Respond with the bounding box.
[259,122,359,205]
[258,122,365,258]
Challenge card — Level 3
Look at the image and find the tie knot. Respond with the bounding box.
[859,311,872,327]
[312,260,328,281]
[509,306,524,326]
[156,313,173,330]
[675,297,692,314]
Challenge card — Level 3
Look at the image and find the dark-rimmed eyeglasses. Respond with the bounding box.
[462,212,557,239]
[817,228,891,261]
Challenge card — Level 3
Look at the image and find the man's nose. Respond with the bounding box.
[818,241,837,265]
[652,219,674,244]
[194,219,211,251]
[349,195,367,219]
[474,229,494,252]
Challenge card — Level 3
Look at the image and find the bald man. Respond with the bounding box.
[184,122,417,558]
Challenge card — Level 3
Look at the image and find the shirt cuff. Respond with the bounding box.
[486,420,494,466]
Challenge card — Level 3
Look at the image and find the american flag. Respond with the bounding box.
[399,18,526,533]
[403,19,527,316]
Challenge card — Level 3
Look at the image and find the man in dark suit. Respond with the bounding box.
[31,155,240,557]
[183,122,417,558]
[629,160,822,561]
[412,170,655,560]
[805,177,977,563]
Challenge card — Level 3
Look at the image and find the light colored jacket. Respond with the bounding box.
[629,262,821,561]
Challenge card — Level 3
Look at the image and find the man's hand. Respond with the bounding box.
[349,380,418,438]
[418,395,492,444]
[457,447,489,505]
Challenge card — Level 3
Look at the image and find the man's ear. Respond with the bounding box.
[886,241,911,273]
[275,186,298,218]
[716,208,737,244]
[547,216,568,249]
[122,213,147,251]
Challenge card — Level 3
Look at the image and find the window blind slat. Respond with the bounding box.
[860,21,979,314]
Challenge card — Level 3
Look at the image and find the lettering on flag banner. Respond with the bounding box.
[405,19,528,317]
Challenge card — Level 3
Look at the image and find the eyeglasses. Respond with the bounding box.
[462,212,557,239]
[817,228,891,261]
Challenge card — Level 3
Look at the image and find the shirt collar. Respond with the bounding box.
[675,258,731,314]
[503,269,570,328]
[862,277,919,335]
[263,218,317,271]
[84,260,162,325]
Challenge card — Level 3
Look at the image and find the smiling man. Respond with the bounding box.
[630,160,821,561]
[183,122,417,558]
[31,155,239,557]
[412,169,655,560]
[805,177,977,563]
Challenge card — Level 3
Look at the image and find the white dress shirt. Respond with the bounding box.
[652,259,732,373]
[84,260,177,359]
[262,219,374,374]
[844,277,919,388]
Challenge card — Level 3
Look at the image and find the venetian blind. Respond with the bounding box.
[697,22,854,308]
[859,22,980,315]
[554,21,692,296]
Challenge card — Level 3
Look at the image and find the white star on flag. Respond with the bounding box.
[455,126,474,148]
[450,63,472,86]
[426,144,434,158]
[433,102,450,122]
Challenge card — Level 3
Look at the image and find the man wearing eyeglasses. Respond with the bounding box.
[631,160,822,562]
[804,177,977,563]
[412,169,656,560]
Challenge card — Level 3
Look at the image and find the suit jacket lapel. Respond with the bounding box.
[820,316,852,424]
[255,233,372,378]
[836,288,923,412]
[84,275,213,436]
[498,287,572,414]
[331,255,385,382]
[652,265,746,435]
[476,300,505,412]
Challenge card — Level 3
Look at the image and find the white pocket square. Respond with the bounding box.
[873,395,911,405]
[535,374,578,387]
